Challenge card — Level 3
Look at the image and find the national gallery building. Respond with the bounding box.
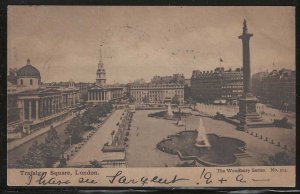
[7,59,80,135]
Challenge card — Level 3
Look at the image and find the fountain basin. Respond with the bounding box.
[157,131,247,166]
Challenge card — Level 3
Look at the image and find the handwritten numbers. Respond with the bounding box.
[199,169,213,184]
[236,174,246,183]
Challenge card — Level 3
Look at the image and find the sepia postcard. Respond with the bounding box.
[6,6,296,187]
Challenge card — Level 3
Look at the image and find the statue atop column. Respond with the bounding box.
[236,19,262,128]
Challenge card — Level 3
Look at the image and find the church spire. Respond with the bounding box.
[99,44,103,62]
[96,42,106,86]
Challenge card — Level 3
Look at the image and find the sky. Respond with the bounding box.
[8,6,295,84]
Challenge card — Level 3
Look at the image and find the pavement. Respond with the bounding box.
[126,110,183,167]
[67,109,124,166]
[185,114,295,166]
[127,109,295,167]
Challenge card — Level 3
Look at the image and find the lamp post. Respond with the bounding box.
[284,103,288,113]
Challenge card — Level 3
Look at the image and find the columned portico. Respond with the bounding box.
[36,99,39,120]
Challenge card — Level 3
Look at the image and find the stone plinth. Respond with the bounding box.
[237,95,262,123]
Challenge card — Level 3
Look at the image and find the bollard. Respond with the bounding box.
[260,135,263,139]
[277,142,280,147]
[271,139,274,144]
[265,137,268,141]
[255,133,258,137]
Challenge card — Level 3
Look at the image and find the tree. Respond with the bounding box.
[38,142,54,167]
[65,116,84,144]
[264,152,293,166]
[15,127,64,168]
[15,141,45,168]
[82,108,98,125]
[45,126,62,158]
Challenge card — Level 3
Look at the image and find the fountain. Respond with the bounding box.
[176,117,184,126]
[195,118,211,148]
[148,103,191,120]
[164,103,174,119]
[167,103,173,116]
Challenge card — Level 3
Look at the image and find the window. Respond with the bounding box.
[20,79,23,85]
[30,79,33,85]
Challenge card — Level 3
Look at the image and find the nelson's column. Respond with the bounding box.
[237,19,262,127]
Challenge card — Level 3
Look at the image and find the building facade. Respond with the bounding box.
[191,67,243,104]
[253,69,295,111]
[88,84,123,103]
[129,83,184,104]
[252,71,269,98]
[7,59,80,134]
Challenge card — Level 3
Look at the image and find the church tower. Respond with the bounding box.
[96,45,106,86]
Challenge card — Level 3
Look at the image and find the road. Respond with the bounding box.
[68,109,124,166]
[196,103,295,126]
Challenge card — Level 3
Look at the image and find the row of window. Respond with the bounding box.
[131,85,184,89]
[20,79,34,85]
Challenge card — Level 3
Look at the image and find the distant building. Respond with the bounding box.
[252,71,269,98]
[7,59,80,134]
[75,82,93,102]
[87,47,123,103]
[151,73,185,84]
[253,69,295,111]
[184,79,192,100]
[44,81,92,102]
[131,78,146,84]
[129,83,184,104]
[190,67,243,104]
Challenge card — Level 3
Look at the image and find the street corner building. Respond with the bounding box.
[7,59,81,138]
[190,67,243,105]
[127,74,185,105]
[252,69,295,112]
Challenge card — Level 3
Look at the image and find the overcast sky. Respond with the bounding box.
[8,6,295,83]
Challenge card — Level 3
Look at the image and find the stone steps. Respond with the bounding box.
[235,152,251,158]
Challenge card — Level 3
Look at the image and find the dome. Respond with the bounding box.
[17,59,41,78]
